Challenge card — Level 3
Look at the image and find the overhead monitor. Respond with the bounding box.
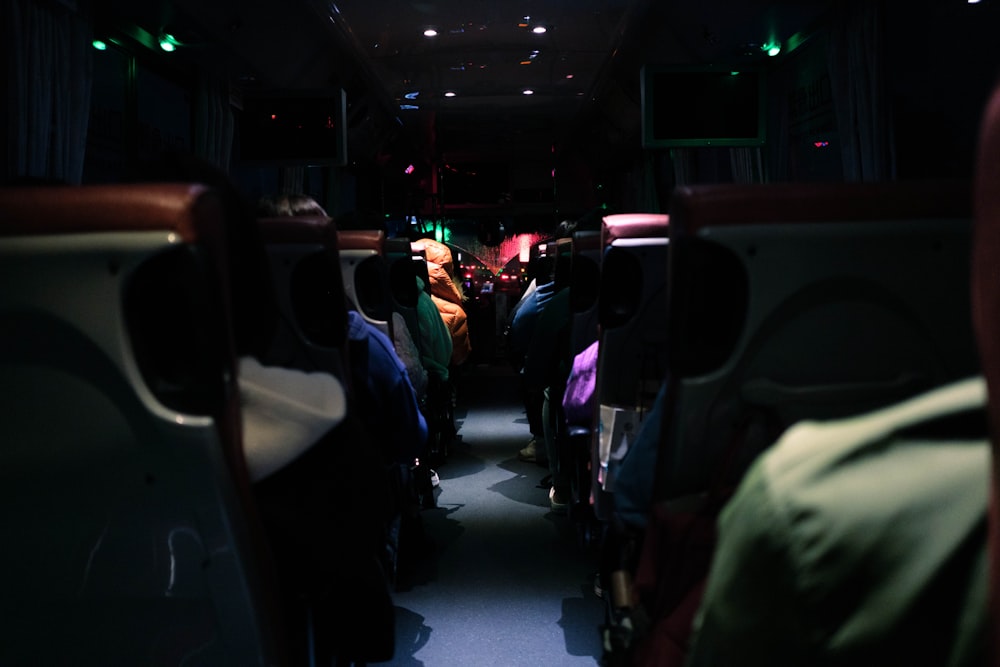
[640,65,766,148]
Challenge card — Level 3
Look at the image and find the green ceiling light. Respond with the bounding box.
[762,41,781,57]
[92,39,108,51]
[158,33,179,52]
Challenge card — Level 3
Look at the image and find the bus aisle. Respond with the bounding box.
[386,362,604,666]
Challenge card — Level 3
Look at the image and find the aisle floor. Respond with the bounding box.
[384,363,605,666]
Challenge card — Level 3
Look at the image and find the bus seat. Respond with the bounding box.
[255,218,399,662]
[338,228,392,338]
[971,80,1000,667]
[257,214,350,388]
[568,229,603,358]
[592,213,670,521]
[657,180,977,504]
[0,183,282,665]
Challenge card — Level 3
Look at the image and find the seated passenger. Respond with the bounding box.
[416,237,472,367]
[346,307,429,466]
[684,377,988,666]
[612,380,668,530]
[522,278,572,510]
[414,273,453,382]
[257,192,328,217]
[509,271,556,463]
[562,339,599,429]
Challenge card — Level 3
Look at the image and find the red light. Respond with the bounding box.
[813,140,830,148]
[464,273,472,279]
[405,164,415,174]
[270,114,277,120]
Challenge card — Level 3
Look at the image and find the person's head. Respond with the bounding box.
[257,193,328,218]
[554,219,578,239]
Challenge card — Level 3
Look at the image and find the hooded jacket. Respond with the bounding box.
[417,238,472,366]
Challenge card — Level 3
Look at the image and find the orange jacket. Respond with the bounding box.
[418,238,472,366]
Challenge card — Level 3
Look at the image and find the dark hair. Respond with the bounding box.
[257,193,328,218]
[555,219,578,239]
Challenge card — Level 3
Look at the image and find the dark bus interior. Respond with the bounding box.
[4,0,1000,665]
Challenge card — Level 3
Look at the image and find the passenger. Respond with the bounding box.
[562,339,599,430]
[612,380,668,530]
[683,379,988,666]
[408,265,457,467]
[345,307,429,466]
[507,256,557,464]
[390,308,429,402]
[416,237,472,367]
[413,272,454,383]
[257,192,328,217]
[521,286,573,506]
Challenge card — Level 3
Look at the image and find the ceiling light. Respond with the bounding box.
[92,39,108,50]
[444,91,457,98]
[532,26,547,34]
[423,28,438,37]
[565,74,574,79]
[404,91,420,100]
[762,41,781,57]
[158,33,179,52]
[522,89,534,95]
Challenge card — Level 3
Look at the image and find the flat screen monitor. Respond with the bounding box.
[239,89,347,166]
[640,65,765,148]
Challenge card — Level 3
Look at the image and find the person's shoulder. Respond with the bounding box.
[763,376,987,486]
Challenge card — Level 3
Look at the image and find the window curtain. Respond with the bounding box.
[827,0,895,182]
[194,73,235,172]
[670,148,696,187]
[7,0,93,184]
[729,147,766,184]
[279,166,306,195]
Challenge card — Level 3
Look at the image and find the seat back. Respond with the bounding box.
[568,230,602,359]
[338,229,392,337]
[657,180,977,502]
[0,184,281,665]
[971,82,1000,665]
[592,213,670,518]
[258,214,350,387]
